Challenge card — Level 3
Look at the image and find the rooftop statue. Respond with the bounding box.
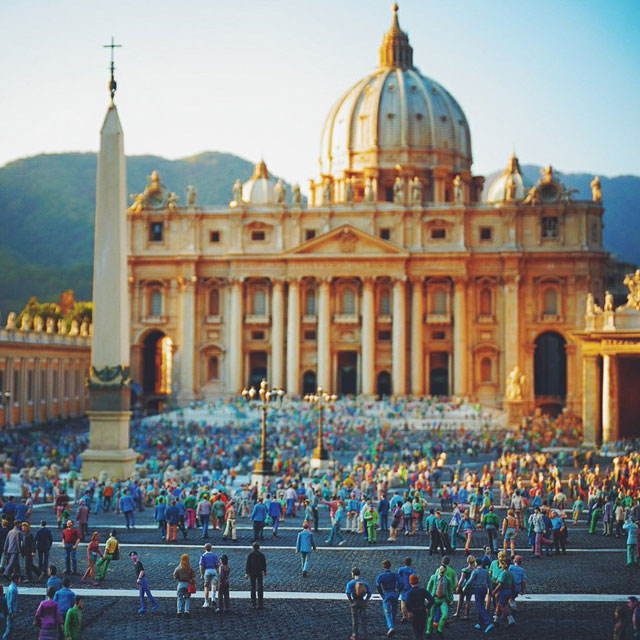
[231,179,243,206]
[322,179,332,205]
[364,177,375,202]
[603,291,614,312]
[590,176,602,203]
[411,177,423,205]
[186,184,197,206]
[393,176,405,205]
[5,312,16,330]
[274,179,286,204]
[344,177,354,204]
[452,174,464,205]
[623,270,640,311]
[523,185,541,205]
[541,165,554,183]
[291,183,302,205]
[167,192,179,212]
[505,366,525,401]
[585,292,595,316]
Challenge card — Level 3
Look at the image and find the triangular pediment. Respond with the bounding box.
[286,224,407,256]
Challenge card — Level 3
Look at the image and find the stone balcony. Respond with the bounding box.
[425,312,452,325]
[333,313,359,324]
[245,314,271,325]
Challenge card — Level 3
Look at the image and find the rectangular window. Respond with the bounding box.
[378,330,391,341]
[27,371,34,402]
[431,228,446,239]
[52,371,58,400]
[75,370,80,397]
[432,331,446,340]
[542,217,559,239]
[251,230,266,241]
[149,221,164,242]
[304,330,317,341]
[379,228,391,240]
[64,370,69,398]
[304,229,316,241]
[13,370,20,404]
[210,230,221,243]
[251,331,265,341]
[480,227,493,241]
[40,370,46,401]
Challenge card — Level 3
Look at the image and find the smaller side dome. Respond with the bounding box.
[242,160,278,205]
[487,153,530,204]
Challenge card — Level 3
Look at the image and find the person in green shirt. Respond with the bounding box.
[481,506,500,554]
[491,559,516,627]
[426,565,453,636]
[64,595,84,640]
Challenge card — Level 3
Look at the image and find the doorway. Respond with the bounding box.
[248,352,268,389]
[337,351,358,395]
[377,371,391,397]
[429,351,449,396]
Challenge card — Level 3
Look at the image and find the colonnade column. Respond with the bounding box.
[392,276,407,395]
[503,275,520,389]
[271,278,285,389]
[601,354,618,444]
[177,275,195,402]
[317,278,331,390]
[361,277,375,396]
[410,277,424,396]
[229,278,244,393]
[452,277,468,396]
[582,354,601,446]
[286,278,301,395]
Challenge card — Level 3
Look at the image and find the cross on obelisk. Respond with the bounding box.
[103,37,122,100]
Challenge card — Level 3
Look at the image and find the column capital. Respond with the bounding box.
[362,276,377,287]
[271,276,285,286]
[391,275,408,286]
[286,276,303,286]
[228,276,245,286]
[317,276,332,286]
[451,275,469,288]
[409,275,424,286]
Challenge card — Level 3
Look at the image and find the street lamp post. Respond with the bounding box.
[304,386,337,471]
[242,378,285,485]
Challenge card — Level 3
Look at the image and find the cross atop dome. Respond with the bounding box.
[379,2,414,69]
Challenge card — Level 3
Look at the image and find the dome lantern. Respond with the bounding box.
[379,3,414,70]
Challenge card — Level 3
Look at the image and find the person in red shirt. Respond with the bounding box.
[61,520,80,575]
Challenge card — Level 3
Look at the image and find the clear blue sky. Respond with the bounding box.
[2,0,639,190]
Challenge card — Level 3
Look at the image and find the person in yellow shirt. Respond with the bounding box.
[96,530,119,582]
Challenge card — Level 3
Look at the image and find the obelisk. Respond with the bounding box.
[82,43,137,480]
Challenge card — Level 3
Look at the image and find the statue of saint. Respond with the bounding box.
[186,184,197,206]
[127,192,145,213]
[33,316,44,332]
[393,177,405,204]
[604,290,614,312]
[505,366,525,401]
[69,320,80,336]
[45,317,55,334]
[274,179,286,204]
[452,174,464,205]
[5,312,16,330]
[57,319,67,335]
[231,179,243,206]
[523,185,540,205]
[541,165,554,183]
[80,321,89,337]
[585,292,595,316]
[364,178,374,202]
[20,315,31,331]
[411,177,423,205]
[344,178,354,203]
[291,183,302,205]
[322,180,332,205]
[590,176,602,203]
[167,192,179,212]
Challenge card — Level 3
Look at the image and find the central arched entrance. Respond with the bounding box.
[534,331,566,414]
[377,371,391,397]
[337,351,358,395]
[302,370,317,395]
[141,330,173,411]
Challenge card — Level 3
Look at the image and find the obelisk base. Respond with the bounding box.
[82,410,137,480]
[505,400,525,429]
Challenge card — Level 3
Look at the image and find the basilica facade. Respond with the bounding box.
[126,5,606,414]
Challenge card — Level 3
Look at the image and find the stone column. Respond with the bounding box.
[317,278,331,390]
[410,277,424,395]
[177,275,196,403]
[361,277,376,395]
[229,278,244,393]
[582,354,601,446]
[271,278,285,389]
[503,275,520,385]
[453,278,468,396]
[286,278,301,395]
[392,277,407,395]
[601,354,618,444]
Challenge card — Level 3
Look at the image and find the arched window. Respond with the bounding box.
[342,288,356,314]
[208,289,220,316]
[150,289,162,316]
[480,288,492,316]
[305,289,316,316]
[253,289,266,315]
[379,289,391,315]
[208,356,219,380]
[543,288,558,315]
[480,357,492,383]
[432,289,447,315]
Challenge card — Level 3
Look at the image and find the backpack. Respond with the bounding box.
[354,581,367,600]
[112,541,120,561]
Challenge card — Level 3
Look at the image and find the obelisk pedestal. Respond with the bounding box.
[82,94,136,480]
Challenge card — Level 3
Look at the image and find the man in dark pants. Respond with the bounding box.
[405,573,434,640]
[250,499,267,543]
[312,491,321,533]
[245,542,267,609]
[34,521,53,575]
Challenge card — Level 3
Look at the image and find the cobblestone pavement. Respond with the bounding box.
[7,502,637,639]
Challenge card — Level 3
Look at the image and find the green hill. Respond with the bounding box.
[0,153,638,313]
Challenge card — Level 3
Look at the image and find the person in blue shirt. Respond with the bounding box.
[165,500,180,543]
[462,558,493,633]
[14,501,28,525]
[3,574,20,639]
[1,499,16,528]
[508,556,527,610]
[250,498,267,543]
[53,576,75,619]
[46,565,63,593]
[375,559,401,636]
[119,490,136,529]
[295,522,317,577]
[267,495,283,538]
[404,573,434,639]
[623,518,638,566]
[198,544,220,608]
[378,495,390,532]
[326,501,346,546]
[154,498,167,540]
[550,511,566,554]
[345,567,371,640]
[397,557,417,624]
[175,500,188,540]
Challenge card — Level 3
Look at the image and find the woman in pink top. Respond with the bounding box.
[81,531,103,585]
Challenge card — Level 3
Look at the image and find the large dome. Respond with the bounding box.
[319,4,472,180]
